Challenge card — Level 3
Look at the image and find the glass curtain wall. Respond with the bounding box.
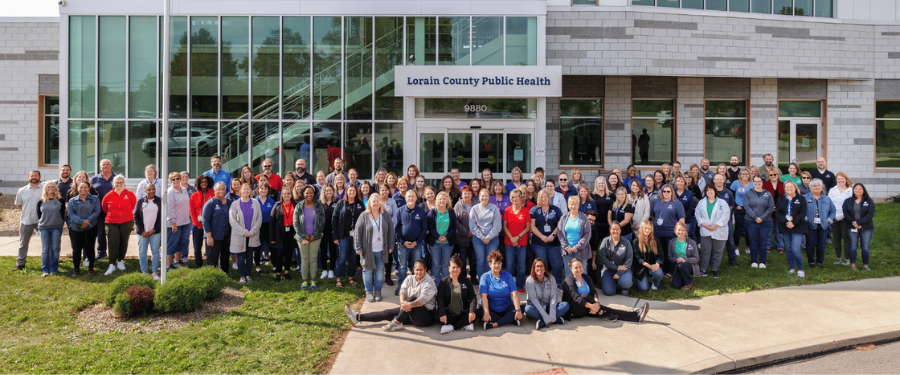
[633,0,832,16]
[221,16,249,119]
[704,100,747,165]
[98,17,126,118]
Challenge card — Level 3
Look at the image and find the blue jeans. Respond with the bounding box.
[430,243,453,283]
[191,225,206,267]
[532,243,563,287]
[806,225,828,265]
[138,233,161,274]
[600,269,633,296]
[39,227,62,274]
[848,228,873,266]
[688,216,698,242]
[772,222,785,250]
[562,252,579,279]
[725,217,736,262]
[236,251,253,278]
[362,251,385,292]
[634,268,664,291]
[336,237,354,278]
[397,243,423,286]
[505,245,527,289]
[471,237,499,279]
[524,302,571,322]
[672,262,693,288]
[166,224,191,256]
[782,232,805,271]
[745,219,772,265]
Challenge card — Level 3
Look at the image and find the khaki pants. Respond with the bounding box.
[299,239,321,280]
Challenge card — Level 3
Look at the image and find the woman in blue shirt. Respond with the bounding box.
[577,185,597,214]
[255,183,276,273]
[730,168,754,255]
[558,196,592,279]
[562,257,649,322]
[653,183,686,277]
[480,250,522,330]
[673,175,695,242]
[530,190,564,287]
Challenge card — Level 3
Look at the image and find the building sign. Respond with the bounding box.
[395,65,562,98]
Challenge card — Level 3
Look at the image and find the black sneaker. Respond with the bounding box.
[730,261,738,268]
[394,288,400,296]
[712,270,719,278]
[275,274,282,283]
[282,273,293,281]
[384,277,394,286]
[602,313,618,322]
[96,254,108,261]
[166,265,177,271]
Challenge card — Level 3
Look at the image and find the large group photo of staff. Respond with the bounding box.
[14,152,875,333]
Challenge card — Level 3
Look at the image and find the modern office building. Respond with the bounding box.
[2,0,900,197]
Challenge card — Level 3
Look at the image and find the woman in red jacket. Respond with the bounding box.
[101,175,137,276]
[190,175,215,267]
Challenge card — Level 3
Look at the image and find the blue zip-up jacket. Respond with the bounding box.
[202,196,233,240]
[67,195,101,231]
[803,193,836,230]
[396,204,427,245]
[674,189,695,220]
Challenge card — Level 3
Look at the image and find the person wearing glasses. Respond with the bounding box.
[763,168,786,253]
[556,172,577,202]
[653,184,686,277]
[798,171,812,196]
[743,176,774,269]
[776,181,808,278]
[730,168,754,255]
[203,155,232,188]
[165,172,192,271]
[256,159,283,193]
[804,179,835,268]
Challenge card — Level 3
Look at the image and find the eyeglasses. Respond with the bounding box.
[662,190,672,194]
[263,165,272,168]
[171,178,181,181]
[769,174,778,177]
[802,177,811,180]
[559,178,567,181]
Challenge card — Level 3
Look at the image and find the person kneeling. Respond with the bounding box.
[667,222,700,290]
[435,256,482,333]
[562,258,649,322]
[480,250,523,330]
[525,258,569,329]
[344,260,436,332]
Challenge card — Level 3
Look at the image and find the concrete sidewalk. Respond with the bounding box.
[331,277,900,374]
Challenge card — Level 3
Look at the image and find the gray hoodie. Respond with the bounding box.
[743,189,775,222]
[469,203,502,241]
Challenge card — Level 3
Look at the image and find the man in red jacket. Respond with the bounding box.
[256,158,283,192]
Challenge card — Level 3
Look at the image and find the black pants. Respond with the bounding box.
[567,293,641,321]
[96,211,108,256]
[734,208,749,249]
[70,226,97,272]
[384,244,395,279]
[320,236,338,271]
[255,222,269,267]
[486,305,518,327]
[656,235,676,274]
[280,227,298,273]
[192,226,205,268]
[358,296,435,327]
[443,309,483,330]
[207,239,230,273]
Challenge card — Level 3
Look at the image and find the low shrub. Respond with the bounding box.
[191,266,229,301]
[154,277,204,313]
[164,267,192,280]
[125,285,155,316]
[112,292,131,317]
[104,273,155,307]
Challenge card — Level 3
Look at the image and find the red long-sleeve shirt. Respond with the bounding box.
[101,189,137,224]
[190,189,216,228]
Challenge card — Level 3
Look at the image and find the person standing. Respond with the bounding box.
[12,170,43,271]
[843,183,875,271]
[268,184,297,282]
[469,188,502,280]
[135,164,163,201]
[654,184,686,277]
[699,158,715,186]
[760,154,776,182]
[809,157,836,192]
[354,192,394,302]
[805,179,835,268]
[180,171,198,196]
[743,176,775,269]
[294,186,325,290]
[133,183,162,280]
[204,155,232,188]
[255,183,276,271]
[91,159,116,261]
[230,183,262,284]
[558,197,592,279]
[629,180,650,236]
[101,175,136,276]
[395,189,428,295]
[52,165,73,205]
[189,175,215,268]
[319,185,339,280]
[334,185,366,288]
[695,184,730,278]
[427,192,457,284]
[713,174,738,267]
[776,181,808,278]
[203,182,234,273]
[292,158,317,187]
[325,157,349,186]
[530,189,564,288]
[726,155,741,184]
[454,186,478,282]
[730,169,754,254]
[556,172,577,202]
[165,172,192,271]
[828,172,853,266]
[67,181,101,276]
[502,189,531,292]
[37,182,66,276]
[256,159,283,193]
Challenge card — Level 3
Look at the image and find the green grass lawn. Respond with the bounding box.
[630,203,900,301]
[0,258,364,374]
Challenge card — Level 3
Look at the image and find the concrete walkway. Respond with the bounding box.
[331,277,900,374]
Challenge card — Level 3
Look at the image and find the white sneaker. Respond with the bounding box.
[788,269,796,274]
[382,320,404,332]
[751,263,758,268]
[463,323,474,332]
[328,270,335,278]
[650,284,658,290]
[82,259,89,267]
[759,263,766,269]
[797,270,805,278]
[151,272,160,281]
[440,324,454,334]
[232,262,238,270]
[842,259,851,266]
[745,249,750,254]
[116,261,126,271]
[104,265,116,276]
[734,249,740,257]
[321,270,329,279]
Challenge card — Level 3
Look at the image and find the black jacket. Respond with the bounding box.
[132,196,163,234]
[426,208,458,246]
[332,199,365,239]
[631,236,661,280]
[562,273,598,308]
[268,200,289,249]
[435,275,478,318]
[775,194,808,235]
[842,197,876,231]
[321,200,338,242]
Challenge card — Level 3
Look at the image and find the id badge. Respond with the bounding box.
[285,226,290,232]
[814,218,821,224]
[544,224,551,232]
[656,218,664,226]
[850,228,858,233]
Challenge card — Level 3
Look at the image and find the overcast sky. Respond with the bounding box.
[2,0,60,17]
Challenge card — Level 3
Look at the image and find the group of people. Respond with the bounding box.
[13,154,876,304]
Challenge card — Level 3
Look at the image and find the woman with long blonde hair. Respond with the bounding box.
[632,221,663,291]
[37,181,66,276]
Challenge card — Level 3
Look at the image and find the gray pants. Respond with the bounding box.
[700,236,726,272]
[17,223,38,267]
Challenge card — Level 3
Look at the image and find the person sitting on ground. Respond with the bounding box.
[480,250,523,330]
[668,222,700,290]
[525,258,569,329]
[562,257,649,322]
[435,256,480,334]
[344,259,436,332]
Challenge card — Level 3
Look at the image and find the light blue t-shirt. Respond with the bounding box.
[479,270,517,311]
[565,217,581,248]
[730,181,755,207]
[576,278,591,296]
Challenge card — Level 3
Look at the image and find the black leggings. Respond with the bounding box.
[272,227,296,273]
[207,239,230,273]
[358,296,435,327]
[320,236,338,271]
[70,226,97,272]
[567,293,641,322]
[486,305,518,327]
[443,309,483,330]
[192,226,205,268]
[734,208,749,249]
[255,222,269,267]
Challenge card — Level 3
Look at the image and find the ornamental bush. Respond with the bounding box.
[112,292,131,317]
[191,266,229,301]
[153,277,204,313]
[104,273,156,307]
[125,285,155,316]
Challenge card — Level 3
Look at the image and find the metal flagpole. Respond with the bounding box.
[160,0,171,284]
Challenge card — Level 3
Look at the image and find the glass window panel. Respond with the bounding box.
[220,121,248,178]
[374,123,403,176]
[774,0,793,14]
[752,0,772,13]
[68,120,96,174]
[344,122,374,180]
[374,17,404,120]
[98,16,126,118]
[282,121,311,167]
[44,115,60,165]
[407,17,436,66]
[472,17,502,66]
[730,0,751,12]
[415,98,537,119]
[190,122,218,175]
[311,122,341,175]
[572,0,596,4]
[190,17,219,119]
[507,134,532,173]
[876,120,900,168]
[251,17,280,120]
[632,0,654,5]
[815,0,833,17]
[561,118,602,166]
[706,100,747,118]
[632,118,674,166]
[166,121,188,174]
[560,99,602,117]
[98,121,126,173]
[169,17,188,119]
[777,120,791,172]
[448,133,473,175]
[683,0,704,9]
[282,16,311,120]
[705,119,746,165]
[506,17,537,66]
[221,17,249,119]
[345,17,373,120]
[250,122,280,174]
[658,0,679,7]
[706,0,727,11]
[420,133,445,173]
[129,16,157,119]
[794,0,812,15]
[795,123,819,170]
[45,96,60,115]
[129,121,157,178]
[313,17,342,120]
[876,101,900,119]
[779,101,821,117]
[438,17,469,66]
[69,16,95,118]
[478,133,504,174]
[633,100,674,118]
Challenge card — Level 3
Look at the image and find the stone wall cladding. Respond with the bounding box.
[778,78,828,98]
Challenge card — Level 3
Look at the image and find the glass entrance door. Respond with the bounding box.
[778,120,822,172]
[418,128,532,186]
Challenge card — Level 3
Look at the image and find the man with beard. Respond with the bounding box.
[726,155,741,184]
[91,159,116,261]
[760,154,776,182]
[53,165,73,200]
[204,155,232,188]
[699,158,715,186]
[292,158,316,187]
[12,170,43,271]
[809,157,836,191]
[256,158,284,192]
[713,174,739,268]
[325,157,349,186]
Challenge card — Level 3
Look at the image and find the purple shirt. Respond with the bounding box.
[457,181,468,190]
[490,195,512,212]
[240,200,254,231]
[304,204,315,235]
